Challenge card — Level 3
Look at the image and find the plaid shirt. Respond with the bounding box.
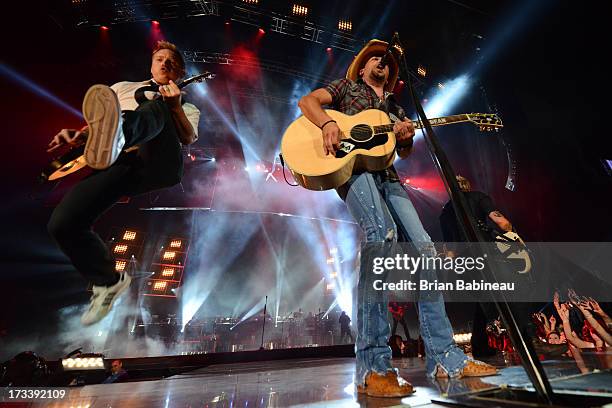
[325,78,407,181]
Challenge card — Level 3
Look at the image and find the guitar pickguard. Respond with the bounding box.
[335,134,389,158]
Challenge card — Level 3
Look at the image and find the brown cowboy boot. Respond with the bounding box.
[356,371,415,397]
[435,359,497,378]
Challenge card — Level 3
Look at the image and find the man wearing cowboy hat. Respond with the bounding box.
[298,39,496,397]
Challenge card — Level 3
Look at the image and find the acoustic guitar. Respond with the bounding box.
[280,109,503,191]
[40,71,214,182]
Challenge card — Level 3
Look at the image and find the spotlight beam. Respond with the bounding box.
[0,63,82,118]
[139,207,358,225]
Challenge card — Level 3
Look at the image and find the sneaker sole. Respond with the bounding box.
[363,388,415,398]
[83,85,123,169]
[110,273,132,306]
[81,274,132,326]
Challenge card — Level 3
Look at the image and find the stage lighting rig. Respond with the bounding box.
[338,19,352,32]
[162,267,176,277]
[115,260,127,272]
[61,354,105,371]
[113,244,128,254]
[452,332,472,344]
[123,230,137,240]
[153,281,168,291]
[162,251,177,261]
[292,4,308,17]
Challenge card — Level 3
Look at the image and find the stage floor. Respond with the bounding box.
[29,352,612,407]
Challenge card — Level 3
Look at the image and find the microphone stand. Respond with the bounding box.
[259,296,268,350]
[393,32,555,405]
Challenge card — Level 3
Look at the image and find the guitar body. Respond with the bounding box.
[41,145,88,182]
[41,145,138,182]
[281,109,397,191]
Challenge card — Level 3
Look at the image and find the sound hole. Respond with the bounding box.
[350,124,373,142]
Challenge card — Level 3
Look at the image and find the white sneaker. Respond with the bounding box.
[82,84,125,169]
[81,272,132,326]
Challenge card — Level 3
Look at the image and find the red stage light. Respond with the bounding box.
[326,47,332,52]
[100,25,109,31]
[152,20,160,25]
[399,80,404,85]
[258,28,265,34]
[225,21,230,25]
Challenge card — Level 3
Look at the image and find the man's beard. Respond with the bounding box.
[369,68,386,85]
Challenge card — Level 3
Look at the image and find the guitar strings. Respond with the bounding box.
[337,119,497,136]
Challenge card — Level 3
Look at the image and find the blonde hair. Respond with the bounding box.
[152,40,186,78]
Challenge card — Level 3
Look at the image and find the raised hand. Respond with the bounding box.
[567,288,580,304]
[159,80,182,109]
[588,298,604,314]
[558,303,570,321]
[48,127,88,153]
[553,291,561,312]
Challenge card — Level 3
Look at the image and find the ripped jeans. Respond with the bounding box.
[341,172,467,384]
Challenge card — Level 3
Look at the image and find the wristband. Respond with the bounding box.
[320,120,337,129]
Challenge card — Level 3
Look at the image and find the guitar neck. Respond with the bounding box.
[373,114,471,133]
[152,72,212,91]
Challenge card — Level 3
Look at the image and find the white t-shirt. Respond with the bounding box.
[110,79,200,136]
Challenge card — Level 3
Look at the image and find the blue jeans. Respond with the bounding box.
[341,172,467,384]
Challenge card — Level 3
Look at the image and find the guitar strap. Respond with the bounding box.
[134,80,187,107]
[134,80,157,106]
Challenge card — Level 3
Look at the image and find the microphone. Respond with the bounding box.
[379,32,399,67]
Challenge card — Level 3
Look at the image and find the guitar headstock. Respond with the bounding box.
[392,44,404,56]
[467,113,503,132]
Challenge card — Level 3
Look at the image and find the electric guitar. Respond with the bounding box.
[494,231,531,274]
[280,109,503,191]
[40,72,215,182]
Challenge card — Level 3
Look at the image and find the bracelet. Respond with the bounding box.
[320,119,337,129]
